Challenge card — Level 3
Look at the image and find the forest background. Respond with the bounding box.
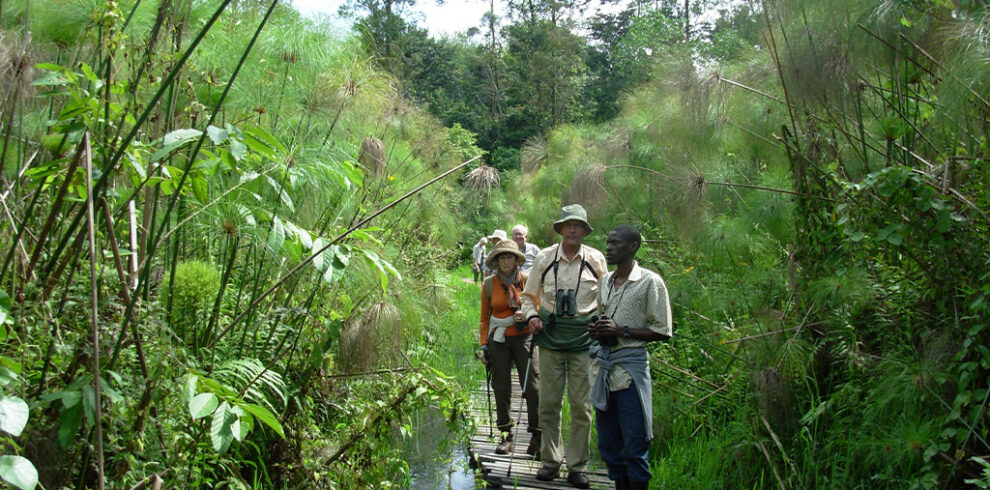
[0,0,987,488]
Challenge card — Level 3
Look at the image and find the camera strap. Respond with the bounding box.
[604,277,628,319]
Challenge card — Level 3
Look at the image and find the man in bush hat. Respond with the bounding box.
[587,225,671,490]
[521,204,607,489]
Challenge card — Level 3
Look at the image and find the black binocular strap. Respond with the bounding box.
[539,244,599,313]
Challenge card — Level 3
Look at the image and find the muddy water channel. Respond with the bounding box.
[400,408,477,489]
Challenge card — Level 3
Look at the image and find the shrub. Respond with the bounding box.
[162,260,221,343]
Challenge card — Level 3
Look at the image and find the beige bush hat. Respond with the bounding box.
[553,204,593,234]
[485,239,526,269]
[489,229,508,242]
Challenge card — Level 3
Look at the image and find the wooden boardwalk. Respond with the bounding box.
[467,373,613,489]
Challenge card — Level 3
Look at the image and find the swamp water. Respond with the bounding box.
[399,408,477,489]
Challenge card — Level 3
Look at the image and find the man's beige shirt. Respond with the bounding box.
[521,243,608,320]
[591,262,672,391]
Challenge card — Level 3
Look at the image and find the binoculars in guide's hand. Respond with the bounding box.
[590,315,617,347]
[555,289,576,316]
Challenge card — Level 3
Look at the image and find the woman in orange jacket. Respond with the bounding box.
[480,239,541,456]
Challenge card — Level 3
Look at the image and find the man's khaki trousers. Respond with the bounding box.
[538,347,592,472]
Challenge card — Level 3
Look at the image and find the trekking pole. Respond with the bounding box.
[485,361,494,438]
[506,340,536,478]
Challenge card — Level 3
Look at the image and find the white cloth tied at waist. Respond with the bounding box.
[488,315,515,343]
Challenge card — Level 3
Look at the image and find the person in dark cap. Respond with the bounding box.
[520,204,607,489]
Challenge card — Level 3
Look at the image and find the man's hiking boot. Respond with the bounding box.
[614,477,630,490]
[494,435,513,455]
[535,465,559,481]
[566,471,591,489]
[526,431,541,457]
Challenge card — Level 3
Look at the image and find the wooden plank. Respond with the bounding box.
[468,372,613,489]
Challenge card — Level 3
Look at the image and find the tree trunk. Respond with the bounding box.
[683,0,690,41]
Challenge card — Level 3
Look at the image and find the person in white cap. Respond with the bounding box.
[520,204,607,489]
[485,229,508,276]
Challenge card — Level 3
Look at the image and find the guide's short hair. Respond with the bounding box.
[611,224,641,245]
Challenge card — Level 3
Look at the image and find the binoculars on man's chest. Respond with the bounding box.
[555,289,576,316]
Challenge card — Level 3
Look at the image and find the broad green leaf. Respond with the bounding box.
[0,366,16,387]
[238,403,284,438]
[283,238,303,263]
[81,385,96,428]
[151,129,203,162]
[60,390,81,408]
[0,396,29,436]
[231,405,251,441]
[322,245,348,285]
[206,125,229,145]
[242,125,287,158]
[267,217,286,255]
[0,288,10,325]
[292,223,312,250]
[312,238,325,271]
[0,455,38,490]
[239,171,260,184]
[57,403,82,448]
[189,393,219,420]
[97,377,123,405]
[185,375,198,403]
[34,62,65,72]
[340,160,364,189]
[210,402,235,454]
[220,148,238,169]
[31,70,70,87]
[241,133,276,160]
[163,129,203,146]
[236,204,256,227]
[0,289,13,312]
[191,174,209,204]
[40,389,80,408]
[265,175,294,213]
[125,154,147,179]
[229,138,247,161]
[350,227,383,246]
[79,63,97,81]
[361,249,401,292]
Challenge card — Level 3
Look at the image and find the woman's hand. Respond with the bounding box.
[529,316,544,335]
[476,345,491,365]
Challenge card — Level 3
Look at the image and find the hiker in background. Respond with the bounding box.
[588,225,671,490]
[479,239,541,456]
[472,237,488,283]
[512,224,542,274]
[485,229,508,276]
[521,204,607,489]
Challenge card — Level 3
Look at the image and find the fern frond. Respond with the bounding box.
[215,358,288,412]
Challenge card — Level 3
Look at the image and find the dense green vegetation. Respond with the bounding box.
[0,0,987,488]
